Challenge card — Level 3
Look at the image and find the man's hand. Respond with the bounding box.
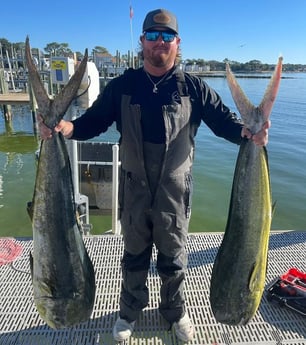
[241,120,271,146]
[37,115,74,140]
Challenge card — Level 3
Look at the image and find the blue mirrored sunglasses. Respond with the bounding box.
[144,31,177,42]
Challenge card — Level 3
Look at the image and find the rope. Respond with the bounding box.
[0,237,23,265]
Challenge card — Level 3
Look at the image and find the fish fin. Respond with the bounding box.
[25,36,51,116]
[258,57,283,121]
[29,252,34,279]
[50,49,88,122]
[248,262,259,292]
[249,258,268,292]
[272,200,277,217]
[26,37,88,127]
[226,63,256,125]
[27,201,33,221]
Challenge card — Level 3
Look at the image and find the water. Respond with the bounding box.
[0,73,305,237]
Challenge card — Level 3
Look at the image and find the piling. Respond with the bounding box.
[0,69,12,120]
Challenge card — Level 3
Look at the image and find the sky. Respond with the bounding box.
[1,0,305,64]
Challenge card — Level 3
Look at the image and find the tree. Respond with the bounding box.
[44,42,73,57]
[245,59,262,71]
[92,46,109,54]
[0,38,10,54]
[197,59,206,67]
[56,43,72,56]
[75,51,85,61]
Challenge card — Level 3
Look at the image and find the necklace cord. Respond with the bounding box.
[144,68,172,93]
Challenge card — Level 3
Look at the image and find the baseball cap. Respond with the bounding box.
[142,9,178,34]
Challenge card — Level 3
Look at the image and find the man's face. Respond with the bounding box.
[141,28,180,68]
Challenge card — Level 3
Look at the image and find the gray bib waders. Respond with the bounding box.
[118,70,195,323]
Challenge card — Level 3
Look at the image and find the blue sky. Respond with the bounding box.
[1,0,305,64]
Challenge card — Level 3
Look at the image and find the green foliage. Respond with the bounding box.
[1,37,305,72]
[44,42,73,57]
[185,58,306,72]
[92,46,109,54]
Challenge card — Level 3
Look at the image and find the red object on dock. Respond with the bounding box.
[266,267,306,316]
[281,267,306,292]
[0,238,23,265]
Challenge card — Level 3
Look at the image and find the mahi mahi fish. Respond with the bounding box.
[25,37,96,329]
[209,57,282,325]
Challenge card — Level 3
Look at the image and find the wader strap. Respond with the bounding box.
[174,69,189,97]
[122,68,138,95]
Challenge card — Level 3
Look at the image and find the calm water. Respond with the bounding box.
[0,73,305,237]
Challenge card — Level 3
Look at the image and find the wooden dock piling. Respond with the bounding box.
[0,68,12,119]
[0,68,36,131]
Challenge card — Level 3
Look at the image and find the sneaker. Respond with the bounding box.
[113,317,135,342]
[173,313,195,342]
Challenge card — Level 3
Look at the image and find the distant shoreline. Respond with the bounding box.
[188,71,296,79]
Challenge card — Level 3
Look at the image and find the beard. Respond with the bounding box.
[143,46,176,68]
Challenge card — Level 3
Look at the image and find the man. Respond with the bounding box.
[39,8,270,343]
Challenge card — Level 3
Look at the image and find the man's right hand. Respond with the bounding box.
[37,115,74,140]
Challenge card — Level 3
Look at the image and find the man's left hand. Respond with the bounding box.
[241,120,271,146]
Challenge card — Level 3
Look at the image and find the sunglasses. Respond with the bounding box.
[144,31,177,42]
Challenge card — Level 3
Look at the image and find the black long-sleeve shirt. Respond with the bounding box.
[71,66,243,145]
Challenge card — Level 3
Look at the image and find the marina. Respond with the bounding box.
[1,231,306,344]
[0,73,305,235]
[0,50,305,344]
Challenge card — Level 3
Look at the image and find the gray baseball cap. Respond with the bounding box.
[142,9,178,34]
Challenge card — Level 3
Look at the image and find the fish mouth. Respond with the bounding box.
[213,311,250,326]
[35,294,81,301]
[35,295,94,329]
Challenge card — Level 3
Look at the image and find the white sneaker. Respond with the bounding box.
[113,317,135,342]
[173,313,195,342]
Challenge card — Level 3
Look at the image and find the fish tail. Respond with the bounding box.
[259,57,283,120]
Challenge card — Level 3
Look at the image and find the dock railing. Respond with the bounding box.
[70,140,121,235]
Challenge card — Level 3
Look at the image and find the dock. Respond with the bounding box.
[1,231,305,344]
[0,92,30,105]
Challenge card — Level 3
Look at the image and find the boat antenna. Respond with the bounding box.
[129,2,134,68]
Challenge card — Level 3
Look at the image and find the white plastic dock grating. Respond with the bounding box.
[0,232,305,345]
